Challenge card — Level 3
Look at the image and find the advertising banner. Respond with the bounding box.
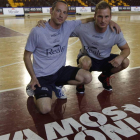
[24,7,42,13]
[131,6,140,11]
[119,6,131,11]
[111,7,119,12]
[42,7,51,13]
[68,7,76,14]
[76,7,91,13]
[3,8,24,15]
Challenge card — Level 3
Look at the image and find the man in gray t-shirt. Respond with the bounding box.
[71,1,130,92]
[23,0,94,114]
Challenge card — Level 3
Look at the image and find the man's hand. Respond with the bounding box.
[109,20,121,34]
[109,55,124,68]
[37,20,47,28]
[29,77,41,90]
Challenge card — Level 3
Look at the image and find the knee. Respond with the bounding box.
[83,71,92,84]
[78,56,92,71]
[81,63,91,71]
[34,95,52,114]
[39,106,51,114]
[76,69,92,84]
[122,58,129,68]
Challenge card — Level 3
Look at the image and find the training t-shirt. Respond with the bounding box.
[25,20,81,77]
[71,21,126,60]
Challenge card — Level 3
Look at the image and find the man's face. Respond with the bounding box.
[50,2,68,26]
[94,8,111,30]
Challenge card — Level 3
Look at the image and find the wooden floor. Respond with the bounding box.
[0,13,140,140]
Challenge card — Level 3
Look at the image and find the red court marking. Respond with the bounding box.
[0,26,25,38]
[0,68,140,140]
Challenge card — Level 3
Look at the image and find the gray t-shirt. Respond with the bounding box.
[25,20,81,77]
[71,21,126,60]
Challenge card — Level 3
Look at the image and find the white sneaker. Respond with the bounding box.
[26,85,35,96]
[55,86,67,99]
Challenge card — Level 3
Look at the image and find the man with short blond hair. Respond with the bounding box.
[71,1,130,92]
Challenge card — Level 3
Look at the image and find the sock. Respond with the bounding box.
[102,71,113,77]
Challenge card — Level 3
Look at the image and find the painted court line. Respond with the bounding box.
[68,38,79,47]
[0,87,25,93]
[0,61,23,68]
[0,25,26,36]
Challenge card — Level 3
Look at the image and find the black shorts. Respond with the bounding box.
[77,54,118,72]
[34,66,80,100]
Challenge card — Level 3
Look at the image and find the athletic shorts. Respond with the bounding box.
[77,54,118,72]
[34,66,80,100]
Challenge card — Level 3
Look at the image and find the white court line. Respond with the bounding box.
[0,87,25,93]
[0,61,24,68]
[68,38,79,47]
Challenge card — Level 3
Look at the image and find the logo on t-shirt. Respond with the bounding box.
[51,32,60,37]
[92,35,103,39]
[46,45,65,57]
[84,46,101,56]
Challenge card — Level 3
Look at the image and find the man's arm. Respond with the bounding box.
[109,43,130,67]
[119,43,130,58]
[80,17,94,24]
[23,50,41,90]
[36,18,94,27]
[37,18,121,33]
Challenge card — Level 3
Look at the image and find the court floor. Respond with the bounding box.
[0,12,140,140]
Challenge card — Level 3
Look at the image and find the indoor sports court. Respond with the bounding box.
[0,0,140,140]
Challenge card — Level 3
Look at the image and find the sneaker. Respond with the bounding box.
[26,85,35,96]
[98,74,112,91]
[76,85,85,94]
[55,86,67,99]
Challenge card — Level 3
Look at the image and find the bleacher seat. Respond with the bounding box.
[1,0,139,8]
